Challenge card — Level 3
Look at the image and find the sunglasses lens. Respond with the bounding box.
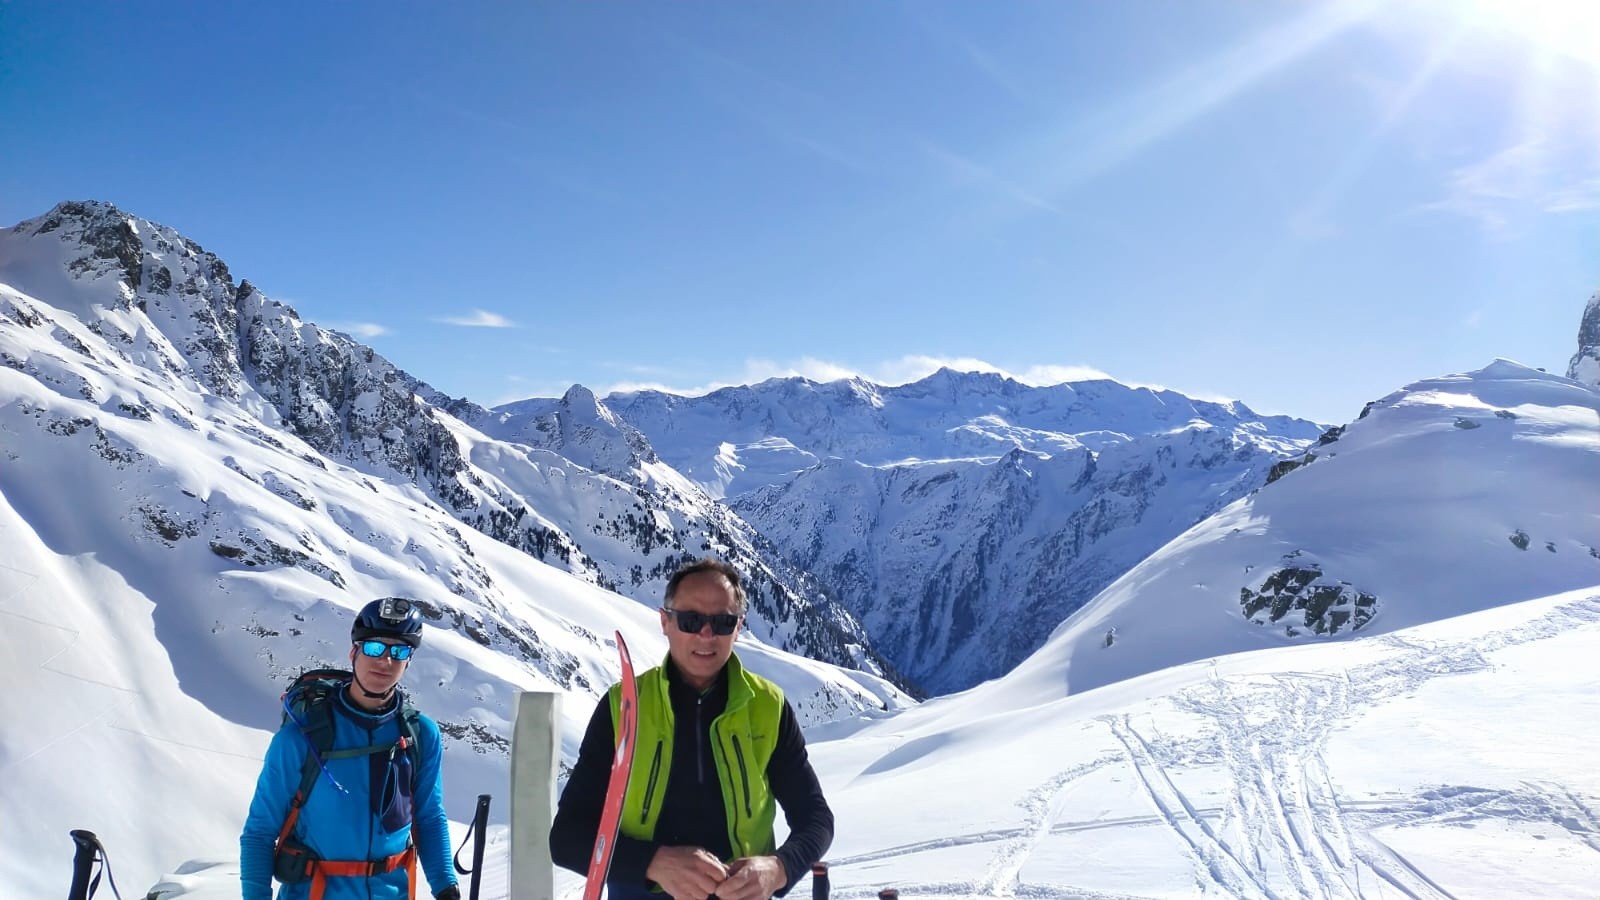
[359,640,412,660]
[669,610,739,635]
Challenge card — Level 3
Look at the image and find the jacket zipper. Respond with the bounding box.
[639,741,664,825]
[731,734,753,818]
[696,695,707,785]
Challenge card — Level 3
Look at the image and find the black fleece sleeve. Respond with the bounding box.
[548,695,660,887]
[766,699,835,896]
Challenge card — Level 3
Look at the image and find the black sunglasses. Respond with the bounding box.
[663,608,741,636]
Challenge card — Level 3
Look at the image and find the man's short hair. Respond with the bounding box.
[664,557,748,616]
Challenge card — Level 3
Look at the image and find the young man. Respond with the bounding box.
[240,598,460,900]
[550,558,835,900]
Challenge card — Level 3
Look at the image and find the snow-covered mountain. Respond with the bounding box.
[1005,358,1600,701]
[0,201,899,681]
[0,202,915,895]
[595,374,1327,693]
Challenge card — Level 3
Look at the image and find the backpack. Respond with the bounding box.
[272,668,424,884]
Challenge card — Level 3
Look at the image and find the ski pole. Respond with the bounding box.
[452,794,492,900]
[468,794,490,900]
[67,830,96,900]
[811,862,829,900]
[67,830,122,900]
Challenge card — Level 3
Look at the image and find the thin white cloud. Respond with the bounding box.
[328,322,389,338]
[437,309,517,328]
[1545,177,1600,213]
[1425,138,1600,231]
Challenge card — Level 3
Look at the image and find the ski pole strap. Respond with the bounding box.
[811,862,829,900]
[453,818,476,874]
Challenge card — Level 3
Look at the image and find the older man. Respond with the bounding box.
[551,558,834,899]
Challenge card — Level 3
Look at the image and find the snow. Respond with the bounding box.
[71,587,1599,899]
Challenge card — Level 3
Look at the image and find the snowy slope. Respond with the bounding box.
[139,587,1600,899]
[805,586,1600,899]
[0,475,901,897]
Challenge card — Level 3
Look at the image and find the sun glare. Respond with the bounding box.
[1462,0,1600,67]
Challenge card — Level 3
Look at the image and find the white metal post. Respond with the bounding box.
[510,690,560,900]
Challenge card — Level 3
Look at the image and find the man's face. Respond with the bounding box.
[660,572,743,691]
[350,638,410,695]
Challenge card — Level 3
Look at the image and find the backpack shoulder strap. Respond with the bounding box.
[277,681,341,848]
[398,703,425,776]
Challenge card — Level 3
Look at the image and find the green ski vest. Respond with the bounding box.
[609,652,783,860]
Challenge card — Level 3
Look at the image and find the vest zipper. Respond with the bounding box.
[639,740,664,825]
[731,734,753,818]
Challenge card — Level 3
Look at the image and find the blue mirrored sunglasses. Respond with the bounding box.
[356,640,414,661]
[663,608,741,636]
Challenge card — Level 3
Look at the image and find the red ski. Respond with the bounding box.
[584,630,639,900]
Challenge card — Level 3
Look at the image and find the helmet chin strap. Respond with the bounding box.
[352,669,396,701]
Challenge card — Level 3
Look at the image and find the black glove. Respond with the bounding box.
[435,888,461,900]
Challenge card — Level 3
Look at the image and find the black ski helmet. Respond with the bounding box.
[352,597,424,648]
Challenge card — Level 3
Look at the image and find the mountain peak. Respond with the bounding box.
[23,199,133,232]
[1567,288,1600,388]
[560,382,602,414]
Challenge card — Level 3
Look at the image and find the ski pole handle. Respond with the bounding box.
[811,862,829,900]
[468,794,490,900]
[67,830,100,900]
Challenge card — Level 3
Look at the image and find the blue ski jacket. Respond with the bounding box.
[239,686,455,900]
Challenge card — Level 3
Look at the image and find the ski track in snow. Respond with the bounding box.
[1107,714,1270,898]
[828,593,1600,898]
[1103,592,1600,900]
[976,756,1122,898]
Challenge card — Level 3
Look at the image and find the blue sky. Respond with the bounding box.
[3,1,1598,425]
